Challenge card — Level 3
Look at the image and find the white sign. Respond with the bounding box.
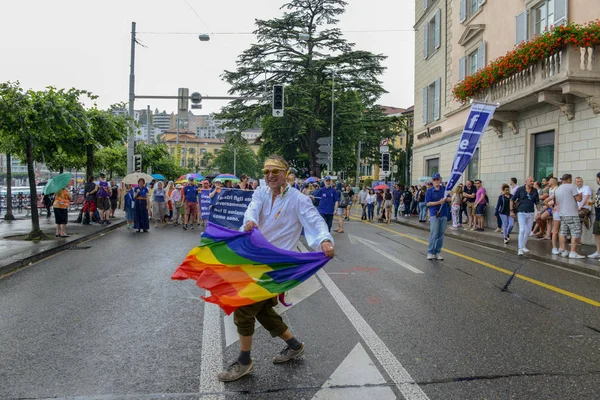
[272,109,284,118]
[392,165,398,173]
[379,145,389,153]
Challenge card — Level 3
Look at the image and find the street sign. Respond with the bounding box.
[191,92,202,104]
[379,145,389,153]
[316,156,329,164]
[319,144,332,152]
[392,165,398,173]
[380,138,389,146]
[317,137,331,145]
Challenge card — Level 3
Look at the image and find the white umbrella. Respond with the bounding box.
[122,172,154,185]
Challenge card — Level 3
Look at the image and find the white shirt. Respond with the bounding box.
[366,194,377,204]
[555,183,579,217]
[577,185,592,210]
[242,184,333,251]
[359,189,369,203]
[510,184,519,196]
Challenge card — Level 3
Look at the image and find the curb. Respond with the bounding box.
[388,219,600,276]
[0,221,127,278]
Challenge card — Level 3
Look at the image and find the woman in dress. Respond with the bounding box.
[123,184,135,229]
[152,181,167,228]
[53,188,71,237]
[133,178,150,233]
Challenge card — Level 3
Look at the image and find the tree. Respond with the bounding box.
[218,0,387,175]
[95,144,127,179]
[199,152,216,175]
[85,106,129,178]
[214,133,260,177]
[136,142,188,181]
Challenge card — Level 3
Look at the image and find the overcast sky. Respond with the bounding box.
[1,0,415,116]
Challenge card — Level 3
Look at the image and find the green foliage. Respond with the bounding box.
[95,144,127,179]
[199,152,216,175]
[214,133,260,178]
[217,0,388,175]
[136,142,188,181]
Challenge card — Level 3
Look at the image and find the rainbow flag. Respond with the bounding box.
[172,222,330,315]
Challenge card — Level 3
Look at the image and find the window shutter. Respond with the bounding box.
[434,9,441,49]
[423,86,429,125]
[424,0,429,9]
[459,56,467,81]
[477,41,486,70]
[433,79,441,121]
[460,0,467,22]
[424,24,429,59]
[515,11,526,44]
[554,0,568,26]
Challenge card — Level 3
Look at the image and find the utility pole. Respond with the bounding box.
[233,147,237,176]
[146,104,151,145]
[127,21,136,175]
[330,71,335,173]
[356,140,361,186]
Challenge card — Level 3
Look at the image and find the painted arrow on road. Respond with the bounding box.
[348,235,424,274]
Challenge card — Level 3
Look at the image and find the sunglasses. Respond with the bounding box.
[263,168,283,176]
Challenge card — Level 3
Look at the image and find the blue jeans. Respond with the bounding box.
[499,214,514,239]
[419,202,427,221]
[376,201,382,215]
[394,201,401,217]
[367,204,375,220]
[428,215,448,255]
[403,202,411,215]
[320,213,334,232]
[517,212,535,249]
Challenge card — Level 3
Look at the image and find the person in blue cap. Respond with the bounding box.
[311,176,339,232]
[425,173,451,260]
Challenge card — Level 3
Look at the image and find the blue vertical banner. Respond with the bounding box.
[200,190,211,220]
[208,189,254,230]
[445,102,497,195]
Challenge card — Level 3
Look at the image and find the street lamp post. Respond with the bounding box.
[330,70,335,174]
[127,22,137,175]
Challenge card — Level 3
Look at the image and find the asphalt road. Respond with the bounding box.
[1,217,599,400]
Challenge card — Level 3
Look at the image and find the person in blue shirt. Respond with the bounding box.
[425,173,451,260]
[392,184,403,219]
[133,178,150,233]
[311,176,339,232]
[183,178,200,230]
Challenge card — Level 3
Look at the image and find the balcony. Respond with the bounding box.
[476,45,600,134]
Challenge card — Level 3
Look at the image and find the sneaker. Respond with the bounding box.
[518,249,524,256]
[569,252,585,259]
[495,228,502,233]
[504,238,509,244]
[560,250,569,258]
[435,254,444,260]
[587,252,600,259]
[217,360,254,382]
[427,253,434,260]
[272,344,305,364]
[183,224,187,230]
[522,247,530,253]
[551,248,560,255]
[529,232,534,237]
[476,228,484,232]
[191,225,194,230]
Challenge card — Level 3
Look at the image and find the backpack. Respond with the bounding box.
[484,194,490,206]
[339,192,350,208]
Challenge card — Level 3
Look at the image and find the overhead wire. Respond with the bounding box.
[137,28,414,36]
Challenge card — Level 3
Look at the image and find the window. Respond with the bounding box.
[360,164,372,176]
[534,131,554,182]
[200,148,206,154]
[460,0,485,23]
[423,9,441,59]
[422,78,441,125]
[426,158,439,177]
[467,148,479,180]
[516,0,567,44]
[213,149,219,154]
[459,42,486,81]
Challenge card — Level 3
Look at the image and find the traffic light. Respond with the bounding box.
[381,153,390,172]
[272,85,284,117]
[133,154,142,172]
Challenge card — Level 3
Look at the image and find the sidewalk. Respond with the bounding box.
[388,215,600,275]
[0,210,126,277]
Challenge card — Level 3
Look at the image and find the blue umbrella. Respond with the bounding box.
[305,177,320,183]
[151,173,166,180]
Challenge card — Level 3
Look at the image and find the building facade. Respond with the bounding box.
[412,0,600,244]
[153,110,175,133]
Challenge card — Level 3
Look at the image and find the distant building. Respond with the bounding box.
[153,110,175,132]
[241,129,261,141]
[196,114,233,139]
[186,112,207,134]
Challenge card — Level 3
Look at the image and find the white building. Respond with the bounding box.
[241,129,261,141]
[196,114,233,139]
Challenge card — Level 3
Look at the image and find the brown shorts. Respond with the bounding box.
[185,201,199,217]
[467,202,475,216]
[233,297,288,337]
[97,197,111,211]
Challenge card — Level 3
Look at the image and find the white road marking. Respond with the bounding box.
[199,290,224,399]
[223,275,322,346]
[297,242,430,400]
[348,235,424,274]
[312,342,396,399]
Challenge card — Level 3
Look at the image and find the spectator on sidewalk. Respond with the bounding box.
[535,178,553,239]
[425,173,451,260]
[183,178,200,230]
[133,178,150,233]
[383,188,393,224]
[511,176,539,256]
[359,185,369,221]
[376,190,384,216]
[287,173,300,191]
[547,177,562,254]
[463,180,476,230]
[97,174,111,225]
[509,177,520,196]
[53,187,71,238]
[555,174,585,259]
[43,194,52,219]
[83,176,98,225]
[123,184,135,229]
[575,177,592,230]
[344,186,354,221]
[366,189,376,222]
[402,187,412,217]
[588,172,600,260]
[496,184,514,244]
[152,181,167,228]
[171,184,183,226]
[450,185,463,230]
[109,180,119,219]
[473,180,487,232]
[393,184,402,220]
[312,176,339,232]
[417,184,428,222]
[335,187,350,233]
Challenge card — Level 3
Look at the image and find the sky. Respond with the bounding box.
[0,0,415,116]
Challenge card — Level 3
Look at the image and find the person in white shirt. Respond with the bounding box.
[575,176,592,229]
[358,185,369,220]
[509,177,520,196]
[218,155,334,382]
[554,174,584,258]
